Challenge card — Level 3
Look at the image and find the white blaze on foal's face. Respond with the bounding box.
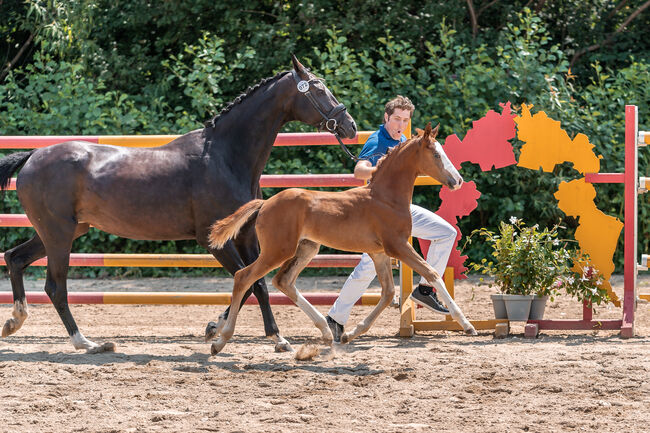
[434,140,463,190]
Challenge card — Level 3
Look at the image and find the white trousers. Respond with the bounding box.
[328,204,457,325]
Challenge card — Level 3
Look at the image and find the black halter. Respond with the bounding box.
[292,71,358,161]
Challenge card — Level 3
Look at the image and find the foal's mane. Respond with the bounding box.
[368,135,418,184]
[204,70,292,128]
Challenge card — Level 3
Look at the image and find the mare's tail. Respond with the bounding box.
[0,150,35,194]
[209,199,264,249]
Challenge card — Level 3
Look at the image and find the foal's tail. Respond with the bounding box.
[209,199,264,249]
[0,150,35,195]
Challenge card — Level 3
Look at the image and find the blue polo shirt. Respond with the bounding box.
[357,124,407,166]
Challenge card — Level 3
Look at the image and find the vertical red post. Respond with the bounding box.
[621,105,638,338]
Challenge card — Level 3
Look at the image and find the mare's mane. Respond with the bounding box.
[368,135,420,184]
[204,70,292,128]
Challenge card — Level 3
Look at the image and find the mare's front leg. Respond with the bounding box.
[386,240,477,335]
[341,253,395,344]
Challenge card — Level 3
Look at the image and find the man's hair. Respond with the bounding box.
[384,95,415,119]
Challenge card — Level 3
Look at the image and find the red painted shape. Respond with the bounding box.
[0,136,100,149]
[443,102,517,171]
[422,103,517,280]
[419,182,482,280]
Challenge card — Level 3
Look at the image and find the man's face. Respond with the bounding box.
[384,108,411,140]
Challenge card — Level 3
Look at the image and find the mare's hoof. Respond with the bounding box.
[465,327,478,336]
[204,321,220,342]
[86,342,116,354]
[2,320,17,337]
[274,341,294,353]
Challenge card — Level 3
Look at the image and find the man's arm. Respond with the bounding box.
[353,160,376,180]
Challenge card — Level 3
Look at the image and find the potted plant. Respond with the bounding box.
[467,217,610,321]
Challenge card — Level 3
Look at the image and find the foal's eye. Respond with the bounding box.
[434,153,441,159]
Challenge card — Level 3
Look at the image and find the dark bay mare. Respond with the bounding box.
[0,55,356,353]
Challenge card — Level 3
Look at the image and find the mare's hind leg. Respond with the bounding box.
[211,255,282,355]
[39,222,115,353]
[341,253,395,344]
[271,240,333,345]
[1,234,46,337]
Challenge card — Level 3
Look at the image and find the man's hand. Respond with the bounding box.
[353,160,376,180]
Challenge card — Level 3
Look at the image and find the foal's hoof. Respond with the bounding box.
[204,321,220,342]
[210,340,226,355]
[465,327,478,336]
[274,341,294,353]
[86,342,116,354]
[340,332,351,344]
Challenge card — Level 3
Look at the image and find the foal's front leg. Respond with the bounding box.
[341,253,395,343]
[388,241,477,335]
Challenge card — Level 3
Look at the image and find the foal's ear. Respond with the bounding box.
[291,54,310,80]
[431,123,440,139]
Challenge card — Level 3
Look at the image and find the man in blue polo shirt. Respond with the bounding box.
[326,95,458,342]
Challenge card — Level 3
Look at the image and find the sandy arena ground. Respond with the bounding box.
[0,275,648,433]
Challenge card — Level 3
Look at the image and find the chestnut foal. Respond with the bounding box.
[208,123,477,354]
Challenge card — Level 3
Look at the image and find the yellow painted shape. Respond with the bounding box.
[97,135,179,147]
[516,104,601,174]
[103,254,221,267]
[555,178,622,306]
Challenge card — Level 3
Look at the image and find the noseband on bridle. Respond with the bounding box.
[292,70,358,161]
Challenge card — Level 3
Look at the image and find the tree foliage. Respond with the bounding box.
[0,1,649,276]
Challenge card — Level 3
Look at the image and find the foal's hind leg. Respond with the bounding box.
[211,256,281,355]
[235,226,291,351]
[39,222,115,352]
[1,235,46,337]
[341,253,395,344]
[203,237,291,351]
[271,240,333,345]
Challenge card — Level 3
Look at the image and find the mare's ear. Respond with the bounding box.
[415,128,424,137]
[291,54,310,80]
